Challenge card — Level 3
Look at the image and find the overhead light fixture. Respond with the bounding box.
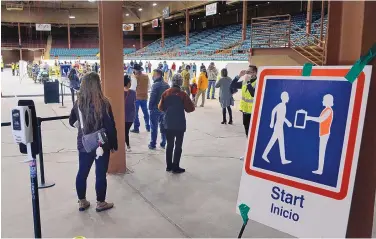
[152,3,157,6]
[255,4,259,7]
[69,15,75,19]
[138,8,142,11]
[198,17,200,19]
[88,0,96,2]
[267,1,270,3]
[126,13,129,16]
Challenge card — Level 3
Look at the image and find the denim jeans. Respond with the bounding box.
[133,99,150,131]
[207,81,216,99]
[76,150,110,202]
[149,109,166,148]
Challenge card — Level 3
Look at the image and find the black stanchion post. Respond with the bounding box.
[29,155,42,238]
[36,117,55,189]
[237,220,248,238]
[60,82,64,107]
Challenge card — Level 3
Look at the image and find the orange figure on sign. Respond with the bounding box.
[306,94,334,175]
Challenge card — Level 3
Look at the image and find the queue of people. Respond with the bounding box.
[67,60,258,212]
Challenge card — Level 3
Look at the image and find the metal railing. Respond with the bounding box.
[289,24,326,65]
[251,14,292,49]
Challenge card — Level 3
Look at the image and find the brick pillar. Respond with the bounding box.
[140,23,143,49]
[161,18,165,48]
[186,9,189,46]
[326,1,376,237]
[68,21,71,49]
[18,22,22,60]
[242,0,247,41]
[98,1,126,174]
[306,0,313,34]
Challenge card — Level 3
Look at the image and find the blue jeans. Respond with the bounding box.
[207,81,216,99]
[149,110,166,148]
[76,150,110,202]
[134,100,150,131]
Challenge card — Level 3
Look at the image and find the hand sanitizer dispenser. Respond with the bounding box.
[11,106,33,144]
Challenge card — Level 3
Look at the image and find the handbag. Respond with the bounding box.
[78,107,108,153]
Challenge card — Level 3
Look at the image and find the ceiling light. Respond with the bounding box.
[152,3,157,6]
[126,13,129,16]
[198,17,200,19]
[69,15,75,19]
[88,0,96,2]
[219,13,221,15]
[138,8,142,11]
[255,4,259,7]
[267,1,270,3]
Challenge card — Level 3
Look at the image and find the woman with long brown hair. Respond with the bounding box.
[69,72,118,212]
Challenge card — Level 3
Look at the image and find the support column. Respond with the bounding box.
[68,20,71,49]
[18,22,22,60]
[161,18,165,48]
[140,23,143,49]
[98,1,126,174]
[242,0,247,41]
[320,0,325,43]
[306,0,313,34]
[326,1,376,237]
[185,9,189,46]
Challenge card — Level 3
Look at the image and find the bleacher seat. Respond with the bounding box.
[51,12,328,61]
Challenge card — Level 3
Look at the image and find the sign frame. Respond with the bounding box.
[163,6,170,18]
[206,2,217,16]
[237,65,372,238]
[35,24,51,31]
[122,24,134,31]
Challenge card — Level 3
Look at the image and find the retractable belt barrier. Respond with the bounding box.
[2,115,69,188]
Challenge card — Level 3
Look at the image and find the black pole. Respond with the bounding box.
[37,118,45,185]
[36,117,55,189]
[29,158,42,238]
[238,220,248,238]
[60,82,64,107]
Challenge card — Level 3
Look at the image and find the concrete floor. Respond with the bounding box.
[1,69,375,237]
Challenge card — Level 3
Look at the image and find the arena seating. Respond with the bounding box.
[50,48,136,60]
[49,12,327,61]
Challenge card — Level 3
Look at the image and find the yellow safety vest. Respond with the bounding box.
[239,80,256,114]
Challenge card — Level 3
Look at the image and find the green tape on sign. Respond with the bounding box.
[302,63,314,76]
[238,203,250,224]
[345,43,376,83]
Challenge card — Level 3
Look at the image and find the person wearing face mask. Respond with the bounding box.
[230,65,257,160]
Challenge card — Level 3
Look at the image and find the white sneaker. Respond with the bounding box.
[126,146,132,152]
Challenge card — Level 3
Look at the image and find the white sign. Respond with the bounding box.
[237,66,372,237]
[163,7,170,18]
[205,3,217,16]
[122,24,134,31]
[35,24,51,31]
